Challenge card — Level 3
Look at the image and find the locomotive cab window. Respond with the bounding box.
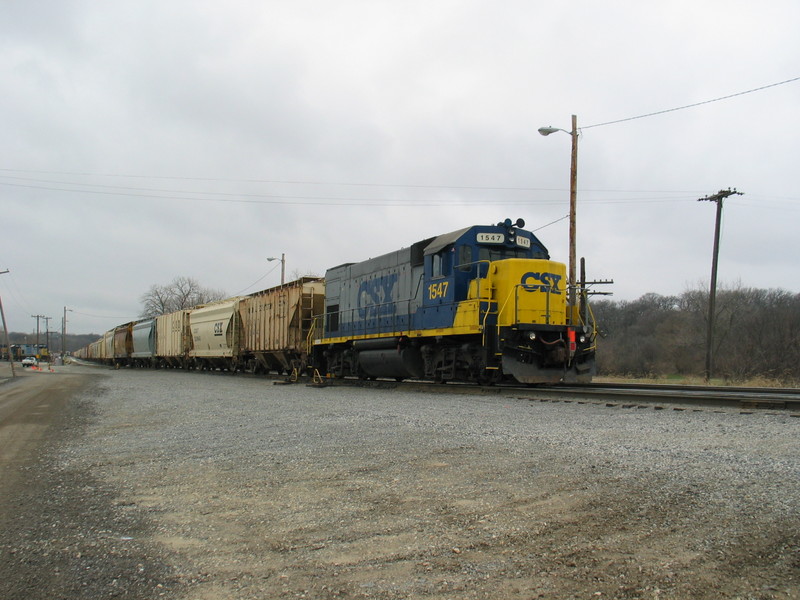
[456,245,471,271]
[478,246,540,262]
[431,250,452,279]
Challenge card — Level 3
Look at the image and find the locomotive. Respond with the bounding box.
[74,218,597,384]
[313,218,595,384]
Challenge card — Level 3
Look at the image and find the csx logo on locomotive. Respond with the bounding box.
[520,272,562,294]
[357,274,398,318]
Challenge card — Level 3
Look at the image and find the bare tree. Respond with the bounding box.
[139,283,173,318]
[139,277,227,318]
[593,285,800,384]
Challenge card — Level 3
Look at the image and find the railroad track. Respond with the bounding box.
[313,377,800,412]
[62,362,800,412]
[536,382,800,412]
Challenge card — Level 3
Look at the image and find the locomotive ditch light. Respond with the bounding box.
[579,335,586,343]
[528,332,537,340]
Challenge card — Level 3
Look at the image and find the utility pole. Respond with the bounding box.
[698,188,743,382]
[538,115,579,321]
[62,306,71,357]
[32,314,45,350]
[568,114,578,315]
[43,316,52,362]
[267,253,286,285]
[0,269,15,377]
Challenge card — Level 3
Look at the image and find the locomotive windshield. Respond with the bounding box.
[453,243,550,275]
[477,246,548,262]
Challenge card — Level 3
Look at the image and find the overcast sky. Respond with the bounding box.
[2,1,799,337]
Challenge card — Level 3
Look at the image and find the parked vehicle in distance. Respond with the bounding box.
[21,356,39,367]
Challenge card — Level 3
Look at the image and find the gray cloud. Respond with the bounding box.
[1,0,798,335]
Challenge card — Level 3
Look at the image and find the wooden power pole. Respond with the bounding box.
[698,188,743,382]
[0,269,15,377]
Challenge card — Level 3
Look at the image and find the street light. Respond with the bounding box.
[538,114,579,320]
[267,253,285,285]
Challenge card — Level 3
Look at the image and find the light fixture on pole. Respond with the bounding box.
[538,114,579,320]
[267,253,285,285]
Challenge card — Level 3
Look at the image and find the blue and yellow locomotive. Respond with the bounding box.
[313,218,596,384]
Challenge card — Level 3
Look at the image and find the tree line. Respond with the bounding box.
[591,285,800,384]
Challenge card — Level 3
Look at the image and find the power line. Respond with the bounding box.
[0,177,558,203]
[583,76,800,130]
[0,180,566,206]
[70,310,138,320]
[0,178,707,207]
[0,168,568,193]
[0,169,709,196]
[531,214,569,232]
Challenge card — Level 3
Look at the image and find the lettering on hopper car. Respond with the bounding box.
[520,271,563,294]
[357,274,398,318]
[213,321,224,336]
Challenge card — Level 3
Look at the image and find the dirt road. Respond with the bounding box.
[0,369,175,599]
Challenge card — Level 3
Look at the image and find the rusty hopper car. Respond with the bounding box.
[89,338,103,361]
[240,277,325,374]
[101,330,114,364]
[112,323,134,367]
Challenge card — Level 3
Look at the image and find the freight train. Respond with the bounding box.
[74,218,597,384]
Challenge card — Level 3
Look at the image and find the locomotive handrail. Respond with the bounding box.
[495,282,558,333]
[306,316,319,355]
[455,259,491,278]
[321,297,415,341]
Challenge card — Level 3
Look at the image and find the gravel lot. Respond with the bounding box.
[1,364,799,599]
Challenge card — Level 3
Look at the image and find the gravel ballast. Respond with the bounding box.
[3,366,799,599]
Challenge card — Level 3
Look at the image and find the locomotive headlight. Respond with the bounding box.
[528,332,537,340]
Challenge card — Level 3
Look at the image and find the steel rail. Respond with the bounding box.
[309,377,800,412]
[532,383,800,411]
